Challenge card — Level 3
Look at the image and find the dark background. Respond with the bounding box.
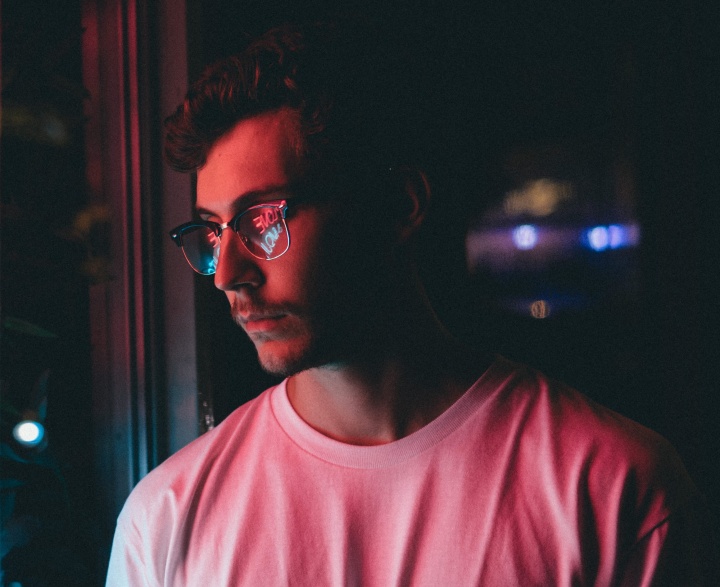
[1,0,718,583]
[1,1,98,584]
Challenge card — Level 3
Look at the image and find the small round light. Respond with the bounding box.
[530,300,551,319]
[512,224,538,250]
[587,226,610,251]
[13,420,45,447]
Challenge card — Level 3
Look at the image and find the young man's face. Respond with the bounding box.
[196,108,384,376]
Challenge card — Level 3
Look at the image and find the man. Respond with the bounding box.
[107,22,711,585]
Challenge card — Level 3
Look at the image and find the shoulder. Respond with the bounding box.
[486,357,695,515]
[489,357,675,460]
[118,385,277,524]
[478,357,713,582]
[107,385,283,584]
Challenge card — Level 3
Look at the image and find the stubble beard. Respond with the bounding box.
[253,333,320,378]
[230,302,329,378]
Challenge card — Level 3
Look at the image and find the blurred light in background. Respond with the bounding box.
[465,169,642,319]
[530,300,551,319]
[512,224,538,249]
[467,222,641,269]
[2,103,71,146]
[503,178,575,217]
[587,226,611,250]
[13,420,46,447]
[583,224,640,251]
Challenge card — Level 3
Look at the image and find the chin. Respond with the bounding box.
[248,315,352,377]
[255,338,323,378]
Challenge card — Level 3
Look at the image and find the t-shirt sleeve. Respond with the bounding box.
[105,512,156,587]
[618,496,719,586]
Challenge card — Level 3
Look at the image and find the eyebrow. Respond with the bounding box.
[195,184,294,217]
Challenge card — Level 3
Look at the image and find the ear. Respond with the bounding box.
[390,165,431,242]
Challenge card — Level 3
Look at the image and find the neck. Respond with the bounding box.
[287,283,490,445]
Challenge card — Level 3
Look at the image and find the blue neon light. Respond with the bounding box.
[512,224,538,250]
[584,224,638,251]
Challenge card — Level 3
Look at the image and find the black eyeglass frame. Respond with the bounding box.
[169,199,291,275]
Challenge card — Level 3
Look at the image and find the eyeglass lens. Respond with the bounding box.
[180,205,289,275]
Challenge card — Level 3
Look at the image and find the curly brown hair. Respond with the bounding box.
[164,20,412,177]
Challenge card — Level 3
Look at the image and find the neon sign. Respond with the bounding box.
[258,223,284,256]
[253,208,281,233]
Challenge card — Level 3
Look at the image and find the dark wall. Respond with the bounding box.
[1,1,100,584]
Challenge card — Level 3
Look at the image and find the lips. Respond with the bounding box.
[237,313,287,334]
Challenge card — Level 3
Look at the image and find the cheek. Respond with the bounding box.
[273,206,390,311]
[321,208,389,285]
[265,212,333,300]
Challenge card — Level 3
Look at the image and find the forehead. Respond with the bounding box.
[196,108,304,214]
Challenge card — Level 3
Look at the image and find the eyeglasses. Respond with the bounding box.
[169,200,290,275]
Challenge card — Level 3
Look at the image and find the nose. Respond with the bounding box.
[213,230,263,292]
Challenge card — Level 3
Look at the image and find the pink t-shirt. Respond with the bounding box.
[106,357,704,586]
